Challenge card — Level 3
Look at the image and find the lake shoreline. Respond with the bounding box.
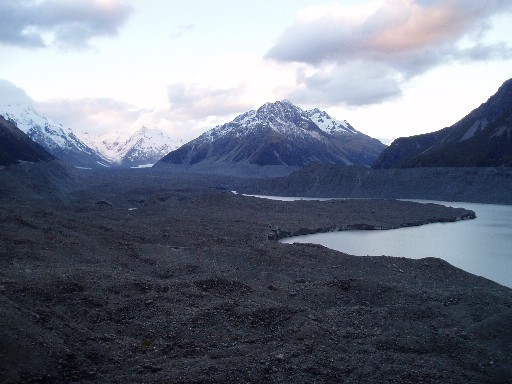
[281,199,512,289]
[1,169,511,383]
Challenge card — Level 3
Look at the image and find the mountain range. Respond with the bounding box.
[0,104,181,168]
[80,127,183,168]
[374,78,512,168]
[4,77,511,173]
[156,100,385,174]
[0,104,107,168]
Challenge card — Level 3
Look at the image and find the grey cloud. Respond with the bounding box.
[0,0,132,49]
[456,42,512,62]
[292,63,403,107]
[167,83,252,120]
[266,0,512,106]
[267,0,512,66]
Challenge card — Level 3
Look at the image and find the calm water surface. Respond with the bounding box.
[261,196,512,288]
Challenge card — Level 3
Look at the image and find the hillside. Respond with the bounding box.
[239,163,512,205]
[374,78,512,168]
[0,115,55,166]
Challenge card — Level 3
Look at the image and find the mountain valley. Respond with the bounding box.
[1,79,512,384]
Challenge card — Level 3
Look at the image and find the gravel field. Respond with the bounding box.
[1,166,511,383]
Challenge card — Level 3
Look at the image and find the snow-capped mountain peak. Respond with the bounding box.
[0,103,110,168]
[157,99,386,170]
[1,103,182,168]
[79,126,183,167]
[121,126,184,167]
[1,103,72,148]
[201,100,358,143]
[305,108,357,135]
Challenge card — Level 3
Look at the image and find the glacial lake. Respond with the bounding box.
[247,196,512,288]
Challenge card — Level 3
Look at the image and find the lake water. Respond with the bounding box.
[251,196,512,288]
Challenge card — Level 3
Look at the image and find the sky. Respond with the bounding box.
[0,0,511,144]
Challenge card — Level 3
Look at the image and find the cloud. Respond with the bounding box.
[291,62,403,106]
[266,0,512,106]
[0,78,252,141]
[0,79,35,106]
[0,0,132,49]
[0,78,231,141]
[38,95,229,141]
[37,98,150,136]
[167,82,252,120]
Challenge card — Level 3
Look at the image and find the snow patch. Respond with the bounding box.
[460,119,487,142]
[305,108,356,135]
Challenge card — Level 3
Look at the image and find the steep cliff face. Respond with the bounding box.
[373,78,512,168]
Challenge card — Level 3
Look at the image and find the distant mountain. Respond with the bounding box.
[373,78,512,168]
[0,115,55,165]
[0,104,109,168]
[81,127,183,168]
[156,100,385,173]
[0,104,182,168]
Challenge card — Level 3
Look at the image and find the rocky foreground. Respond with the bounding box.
[1,168,511,383]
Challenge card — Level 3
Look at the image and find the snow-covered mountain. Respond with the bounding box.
[121,127,183,167]
[0,104,109,168]
[80,127,183,167]
[0,104,182,168]
[156,100,386,172]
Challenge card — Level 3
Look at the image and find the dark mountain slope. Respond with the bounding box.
[0,115,55,165]
[374,78,512,168]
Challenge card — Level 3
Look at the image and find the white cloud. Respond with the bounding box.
[0,79,35,106]
[266,0,512,106]
[36,96,230,142]
[36,97,150,135]
[167,82,252,120]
